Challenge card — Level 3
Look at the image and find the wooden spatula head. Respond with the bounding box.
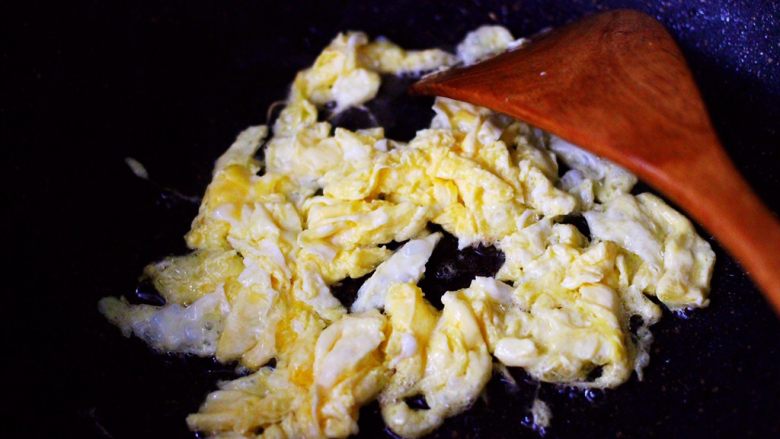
[412,9,780,313]
[413,10,713,178]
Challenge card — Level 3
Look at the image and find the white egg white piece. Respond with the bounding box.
[98,287,229,357]
[351,232,442,312]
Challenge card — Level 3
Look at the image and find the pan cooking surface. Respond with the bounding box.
[9,0,779,437]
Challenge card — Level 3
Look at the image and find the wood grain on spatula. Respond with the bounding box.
[411,9,780,313]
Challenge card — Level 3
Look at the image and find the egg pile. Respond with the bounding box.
[100,26,715,438]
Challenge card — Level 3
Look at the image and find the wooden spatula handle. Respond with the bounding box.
[663,146,780,312]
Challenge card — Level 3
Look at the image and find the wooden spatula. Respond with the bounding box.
[411,9,780,313]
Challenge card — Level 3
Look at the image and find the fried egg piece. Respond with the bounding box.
[187,155,304,259]
[456,25,526,65]
[312,310,388,437]
[464,275,632,388]
[351,232,441,312]
[98,286,229,357]
[186,367,297,435]
[507,122,558,179]
[264,122,340,189]
[379,283,439,434]
[359,37,456,74]
[187,305,325,437]
[214,206,303,367]
[144,249,243,306]
[214,125,268,173]
[381,283,439,385]
[292,262,346,323]
[497,220,586,281]
[186,126,270,250]
[198,310,388,438]
[291,32,379,111]
[297,198,430,285]
[550,135,637,208]
[381,291,491,438]
[216,280,281,368]
[584,193,715,308]
[428,98,574,237]
[423,142,528,246]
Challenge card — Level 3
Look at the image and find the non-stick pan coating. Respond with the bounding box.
[8,0,779,437]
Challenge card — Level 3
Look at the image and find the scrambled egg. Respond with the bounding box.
[99,25,715,438]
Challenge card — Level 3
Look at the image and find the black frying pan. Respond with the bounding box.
[8,0,779,437]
